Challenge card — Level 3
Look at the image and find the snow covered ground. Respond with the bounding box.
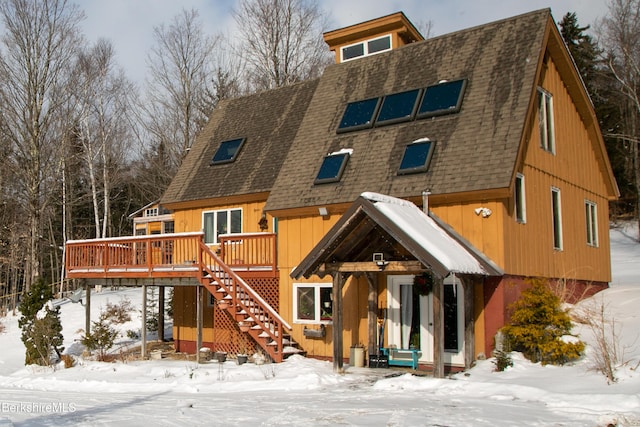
[0,223,639,426]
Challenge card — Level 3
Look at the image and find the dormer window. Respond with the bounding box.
[341,34,391,62]
[398,138,435,175]
[337,98,380,133]
[315,149,352,184]
[210,137,245,165]
[418,79,467,118]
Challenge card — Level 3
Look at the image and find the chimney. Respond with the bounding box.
[422,190,431,214]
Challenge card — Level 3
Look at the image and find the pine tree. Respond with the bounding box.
[18,279,64,366]
[502,279,584,365]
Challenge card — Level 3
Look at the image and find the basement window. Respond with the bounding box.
[417,79,466,118]
[337,98,380,133]
[210,138,245,165]
[315,149,351,184]
[398,138,435,175]
[376,89,421,126]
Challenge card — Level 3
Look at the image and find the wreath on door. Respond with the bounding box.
[413,273,433,296]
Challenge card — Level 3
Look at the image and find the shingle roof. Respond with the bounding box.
[162,79,319,205]
[264,9,550,212]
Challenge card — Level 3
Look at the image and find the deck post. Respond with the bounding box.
[158,285,165,341]
[433,276,444,378]
[141,285,147,359]
[196,285,203,363]
[84,283,91,335]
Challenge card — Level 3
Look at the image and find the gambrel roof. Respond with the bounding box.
[162,9,618,211]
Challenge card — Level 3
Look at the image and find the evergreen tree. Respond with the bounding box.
[18,279,64,366]
[559,12,600,94]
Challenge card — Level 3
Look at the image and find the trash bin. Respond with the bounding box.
[350,346,365,367]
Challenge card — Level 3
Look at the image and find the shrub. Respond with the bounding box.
[501,278,584,365]
[81,317,119,361]
[102,298,134,324]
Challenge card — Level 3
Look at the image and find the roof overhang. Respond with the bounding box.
[291,192,503,280]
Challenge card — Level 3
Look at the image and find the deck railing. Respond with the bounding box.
[219,232,277,277]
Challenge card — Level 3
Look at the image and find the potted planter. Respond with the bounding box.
[215,351,227,363]
[237,354,248,365]
[238,321,252,332]
[217,299,229,310]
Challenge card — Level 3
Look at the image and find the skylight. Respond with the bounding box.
[417,79,466,118]
[315,149,352,184]
[337,98,380,133]
[376,89,421,126]
[210,138,245,165]
[398,138,435,175]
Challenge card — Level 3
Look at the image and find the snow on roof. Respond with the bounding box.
[361,192,489,275]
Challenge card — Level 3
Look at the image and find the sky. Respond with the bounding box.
[78,0,614,86]
[0,221,638,425]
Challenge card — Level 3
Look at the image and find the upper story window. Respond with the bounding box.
[145,208,158,217]
[315,149,351,184]
[337,98,380,133]
[418,79,467,118]
[203,208,242,244]
[585,200,598,247]
[551,187,563,250]
[341,34,391,62]
[293,283,333,324]
[515,174,526,223]
[210,138,245,165]
[376,89,421,126]
[398,138,435,175]
[538,88,555,154]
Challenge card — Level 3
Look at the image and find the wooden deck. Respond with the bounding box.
[65,232,278,280]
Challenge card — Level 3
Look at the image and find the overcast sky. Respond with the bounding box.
[79,0,612,86]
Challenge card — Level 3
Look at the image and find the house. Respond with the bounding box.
[65,9,618,374]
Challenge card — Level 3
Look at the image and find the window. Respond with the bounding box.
[398,138,435,175]
[551,187,563,250]
[538,89,555,153]
[145,208,158,217]
[515,174,526,223]
[315,150,351,184]
[293,283,332,324]
[210,138,245,165]
[376,89,421,126]
[417,79,466,118]
[163,221,174,234]
[203,208,242,244]
[585,200,598,247]
[337,98,380,133]
[340,34,391,62]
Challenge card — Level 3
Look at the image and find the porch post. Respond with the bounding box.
[158,285,165,341]
[332,273,344,373]
[196,285,203,363]
[433,276,444,378]
[365,273,378,362]
[463,279,475,369]
[141,285,147,359]
[84,283,91,336]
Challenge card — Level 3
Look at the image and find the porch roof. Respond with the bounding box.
[291,192,503,280]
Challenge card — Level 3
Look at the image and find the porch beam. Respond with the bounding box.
[320,261,425,274]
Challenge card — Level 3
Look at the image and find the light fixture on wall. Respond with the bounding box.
[373,252,389,269]
[474,207,492,218]
[318,207,329,216]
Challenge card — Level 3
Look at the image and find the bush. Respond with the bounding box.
[501,278,584,365]
[81,317,119,361]
[102,298,134,324]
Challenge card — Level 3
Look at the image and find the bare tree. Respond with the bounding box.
[72,39,135,238]
[143,8,218,178]
[599,0,640,230]
[0,0,84,291]
[233,0,332,91]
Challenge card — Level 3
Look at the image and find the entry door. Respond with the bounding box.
[386,275,466,366]
[387,275,433,363]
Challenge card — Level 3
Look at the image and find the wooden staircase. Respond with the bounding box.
[197,241,303,362]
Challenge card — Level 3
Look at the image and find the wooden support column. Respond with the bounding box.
[141,285,147,359]
[196,285,203,363]
[332,273,344,373]
[158,285,165,341]
[84,283,91,336]
[463,278,475,369]
[433,276,444,378]
[365,273,378,362]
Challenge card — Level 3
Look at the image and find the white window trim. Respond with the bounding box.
[538,88,555,154]
[293,283,333,325]
[202,208,243,245]
[340,34,392,62]
[585,200,599,247]
[515,173,527,223]
[551,187,563,250]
